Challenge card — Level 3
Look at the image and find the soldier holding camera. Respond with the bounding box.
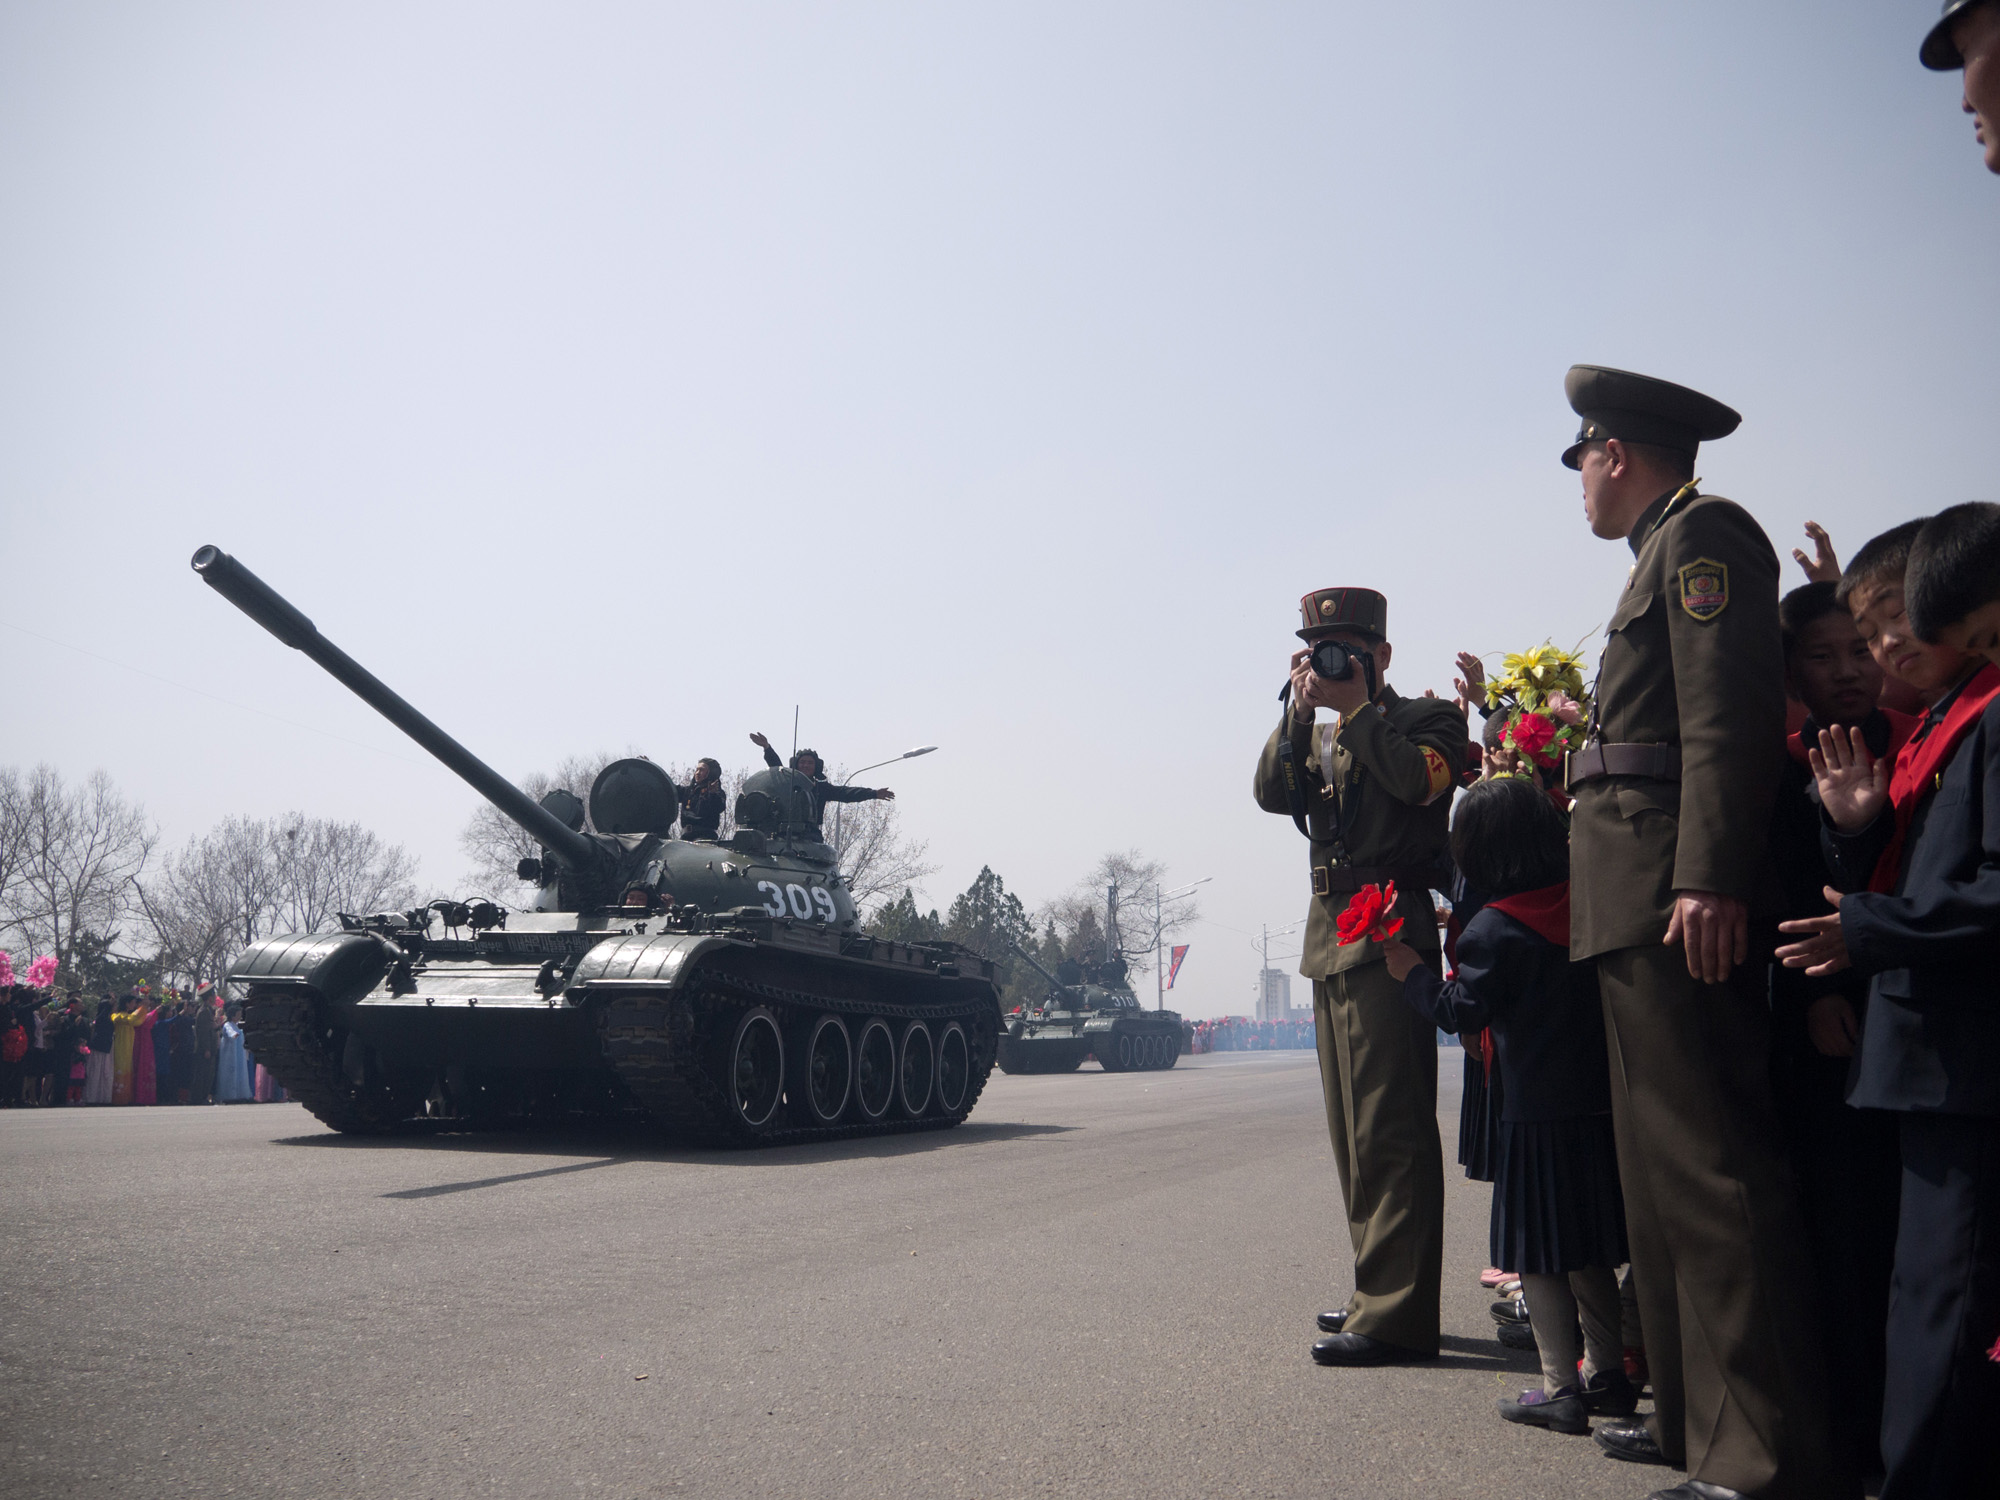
[1253,587,1468,1367]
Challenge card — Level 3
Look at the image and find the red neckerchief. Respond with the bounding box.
[1787,708,1919,768]
[1871,662,2000,893]
[1485,881,1570,947]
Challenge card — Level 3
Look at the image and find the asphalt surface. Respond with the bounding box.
[1,1050,1662,1500]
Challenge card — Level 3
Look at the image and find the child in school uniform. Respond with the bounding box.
[1384,775,1634,1435]
[1778,511,2000,1500]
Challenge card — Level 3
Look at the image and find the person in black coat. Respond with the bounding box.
[1779,538,2000,1500]
[1767,581,1913,1480]
[747,733,893,832]
[678,758,728,840]
[1384,775,1633,1437]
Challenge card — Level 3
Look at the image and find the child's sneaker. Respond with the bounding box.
[1498,1386,1589,1434]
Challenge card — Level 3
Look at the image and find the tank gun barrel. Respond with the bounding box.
[190,546,603,874]
[1006,942,1063,993]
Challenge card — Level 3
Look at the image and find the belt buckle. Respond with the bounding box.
[1311,867,1330,896]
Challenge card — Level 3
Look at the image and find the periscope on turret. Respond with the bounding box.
[189,546,1002,1145]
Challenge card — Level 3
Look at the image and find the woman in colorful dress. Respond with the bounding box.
[110,998,139,1104]
[215,1008,252,1103]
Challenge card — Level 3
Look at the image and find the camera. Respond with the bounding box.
[1310,640,1369,681]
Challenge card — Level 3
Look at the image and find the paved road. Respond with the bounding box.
[1,1051,1657,1499]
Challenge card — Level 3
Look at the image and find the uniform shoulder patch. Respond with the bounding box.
[1418,744,1454,804]
[1677,558,1729,621]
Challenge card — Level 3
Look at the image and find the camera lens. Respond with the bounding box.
[1311,641,1355,680]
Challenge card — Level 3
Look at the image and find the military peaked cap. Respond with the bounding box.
[1297,587,1387,643]
[1921,0,1985,69]
[1561,365,1742,471]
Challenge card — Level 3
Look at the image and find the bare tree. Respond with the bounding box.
[0,765,155,968]
[0,767,27,925]
[138,813,419,989]
[824,792,937,910]
[1040,850,1200,977]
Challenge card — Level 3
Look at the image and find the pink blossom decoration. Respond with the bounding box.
[1546,691,1585,726]
[26,955,58,989]
[0,951,12,988]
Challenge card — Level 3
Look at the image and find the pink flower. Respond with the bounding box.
[1546,691,1584,726]
[0,952,12,987]
[25,955,57,989]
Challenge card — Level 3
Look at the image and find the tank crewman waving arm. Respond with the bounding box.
[747,734,893,830]
[1251,586,1466,1371]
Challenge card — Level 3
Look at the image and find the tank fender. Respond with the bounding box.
[226,931,390,1005]
[568,930,735,992]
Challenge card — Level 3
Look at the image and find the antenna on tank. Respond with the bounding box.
[792,705,799,760]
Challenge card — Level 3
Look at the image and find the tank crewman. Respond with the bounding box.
[1252,587,1467,1367]
[1921,0,2000,174]
[678,758,727,840]
[1559,366,1847,1500]
[747,733,894,830]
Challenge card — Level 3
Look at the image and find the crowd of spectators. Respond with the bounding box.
[0,973,286,1108]
[1189,1016,1315,1052]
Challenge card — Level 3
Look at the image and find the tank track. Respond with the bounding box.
[1096,1026,1181,1072]
[241,990,422,1134]
[599,963,997,1146]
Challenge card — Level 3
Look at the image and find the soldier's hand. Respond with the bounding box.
[1803,993,1861,1057]
[748,731,771,749]
[1808,724,1888,832]
[1792,521,1841,584]
[875,788,895,801]
[1775,888,1853,978]
[1664,889,1749,984]
[1290,648,1370,717]
[1452,651,1486,712]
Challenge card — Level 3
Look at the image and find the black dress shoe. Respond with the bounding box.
[1594,1421,1671,1465]
[1495,1320,1539,1351]
[1489,1295,1531,1325]
[1309,1332,1434,1366]
[1316,1308,1349,1334]
[1645,1485,1748,1500]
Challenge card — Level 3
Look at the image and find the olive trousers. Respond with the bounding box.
[1312,960,1444,1355]
[1596,945,1851,1500]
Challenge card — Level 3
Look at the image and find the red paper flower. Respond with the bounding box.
[1336,881,1405,946]
[1506,711,1561,767]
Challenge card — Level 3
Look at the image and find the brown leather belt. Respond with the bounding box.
[1565,742,1682,787]
[1310,864,1439,897]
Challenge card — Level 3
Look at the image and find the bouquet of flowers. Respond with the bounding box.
[1483,640,1594,772]
[1336,882,1405,946]
[25,955,57,989]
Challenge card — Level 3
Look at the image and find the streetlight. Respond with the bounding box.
[832,745,938,847]
[1149,875,1212,1010]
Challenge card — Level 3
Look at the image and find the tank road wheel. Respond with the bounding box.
[934,1022,970,1115]
[896,1021,935,1117]
[854,1019,896,1122]
[1119,1034,1137,1071]
[790,1013,853,1127]
[1161,1035,1180,1070]
[726,1006,786,1135]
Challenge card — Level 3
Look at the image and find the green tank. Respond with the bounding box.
[996,945,1184,1074]
[192,546,1000,1144]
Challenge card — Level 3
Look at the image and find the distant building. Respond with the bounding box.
[1257,968,1304,1022]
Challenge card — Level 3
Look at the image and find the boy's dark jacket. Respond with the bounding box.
[1823,694,2000,1116]
[1400,893,1610,1122]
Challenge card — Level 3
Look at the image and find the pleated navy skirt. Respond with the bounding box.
[1489,1111,1628,1276]
[1457,1048,1501,1183]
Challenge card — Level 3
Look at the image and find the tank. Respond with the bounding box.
[996,946,1185,1075]
[191,546,1000,1144]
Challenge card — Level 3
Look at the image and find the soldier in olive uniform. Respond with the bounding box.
[1253,588,1467,1366]
[1560,368,1847,1500]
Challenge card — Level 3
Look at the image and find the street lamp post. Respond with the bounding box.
[1150,875,1212,1010]
[831,745,938,848]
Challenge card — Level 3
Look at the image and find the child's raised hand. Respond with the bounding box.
[1807,724,1889,832]
[1380,938,1420,982]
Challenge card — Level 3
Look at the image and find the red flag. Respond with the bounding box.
[1166,945,1190,989]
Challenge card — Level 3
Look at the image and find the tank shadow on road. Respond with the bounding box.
[270,1119,1079,1191]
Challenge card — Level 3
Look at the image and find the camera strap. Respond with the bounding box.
[1274,690,1350,856]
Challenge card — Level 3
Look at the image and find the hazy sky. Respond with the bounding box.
[3,3,1994,1017]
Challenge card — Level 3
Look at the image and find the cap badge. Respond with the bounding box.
[1677,559,1729,622]
[1319,598,1338,617]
